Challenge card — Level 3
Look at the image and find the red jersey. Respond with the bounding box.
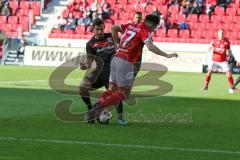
[116,22,152,63]
[211,38,230,62]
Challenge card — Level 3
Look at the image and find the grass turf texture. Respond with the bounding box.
[0,66,240,160]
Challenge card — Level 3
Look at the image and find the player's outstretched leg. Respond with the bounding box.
[204,70,212,90]
[116,102,128,125]
[79,79,93,110]
[226,71,238,94]
[233,76,240,89]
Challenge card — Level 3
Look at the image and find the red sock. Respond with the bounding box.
[227,76,234,88]
[205,75,211,86]
[98,90,113,104]
[98,92,126,108]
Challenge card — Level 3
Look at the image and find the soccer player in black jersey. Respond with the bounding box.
[79,19,127,124]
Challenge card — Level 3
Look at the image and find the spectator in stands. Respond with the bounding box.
[142,0,151,8]
[182,1,192,16]
[217,0,230,10]
[79,0,89,13]
[152,6,162,17]
[57,15,67,31]
[16,39,24,61]
[0,1,3,12]
[90,0,100,12]
[1,3,11,17]
[196,0,204,5]
[190,1,204,15]
[90,11,100,27]
[97,7,103,19]
[100,0,113,19]
[159,15,166,28]
[134,0,146,11]
[65,13,76,30]
[206,0,217,15]
[77,12,92,26]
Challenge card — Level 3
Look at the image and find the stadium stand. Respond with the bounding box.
[47,0,240,44]
[0,0,43,39]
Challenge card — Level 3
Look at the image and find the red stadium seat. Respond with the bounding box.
[0,16,7,23]
[169,5,179,14]
[155,29,167,37]
[214,6,225,15]
[62,9,70,18]
[9,1,19,14]
[7,16,19,24]
[20,1,30,9]
[179,29,191,38]
[30,1,41,16]
[199,15,210,23]
[167,29,179,38]
[64,29,74,34]
[52,28,62,33]
[19,16,29,24]
[226,8,237,16]
[75,26,86,34]
[210,15,224,23]
[187,14,199,22]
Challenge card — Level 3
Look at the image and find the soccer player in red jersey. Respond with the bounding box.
[86,14,178,121]
[203,29,238,93]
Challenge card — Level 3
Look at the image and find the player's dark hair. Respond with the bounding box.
[92,18,105,29]
[144,14,160,26]
[134,11,142,16]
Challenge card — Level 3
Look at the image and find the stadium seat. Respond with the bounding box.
[62,9,70,18]
[9,1,19,14]
[75,26,86,34]
[210,15,224,23]
[226,8,237,16]
[64,29,74,34]
[0,16,7,23]
[30,1,41,16]
[7,16,19,24]
[199,15,210,23]
[187,14,199,22]
[179,29,191,38]
[167,29,179,38]
[155,29,167,37]
[214,6,225,15]
[52,28,62,33]
[20,1,30,9]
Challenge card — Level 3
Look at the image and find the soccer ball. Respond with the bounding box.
[98,110,112,124]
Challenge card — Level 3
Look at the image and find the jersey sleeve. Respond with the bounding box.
[226,40,230,49]
[86,42,95,55]
[141,29,152,43]
[210,40,214,47]
[120,23,130,32]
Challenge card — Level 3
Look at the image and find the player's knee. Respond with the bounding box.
[79,81,91,96]
[226,71,232,77]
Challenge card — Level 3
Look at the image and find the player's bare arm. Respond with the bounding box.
[145,41,178,58]
[111,25,122,45]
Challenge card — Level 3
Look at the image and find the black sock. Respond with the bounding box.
[234,76,240,88]
[81,96,92,110]
[116,101,123,119]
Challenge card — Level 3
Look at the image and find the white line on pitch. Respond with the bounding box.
[0,136,239,155]
[0,79,81,84]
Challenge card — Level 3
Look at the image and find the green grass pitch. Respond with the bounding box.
[0,66,240,160]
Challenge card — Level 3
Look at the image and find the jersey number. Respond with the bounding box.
[120,31,136,47]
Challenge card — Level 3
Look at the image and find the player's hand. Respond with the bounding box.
[167,53,178,58]
[80,63,90,70]
[115,43,120,49]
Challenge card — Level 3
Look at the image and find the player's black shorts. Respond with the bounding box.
[84,69,110,90]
